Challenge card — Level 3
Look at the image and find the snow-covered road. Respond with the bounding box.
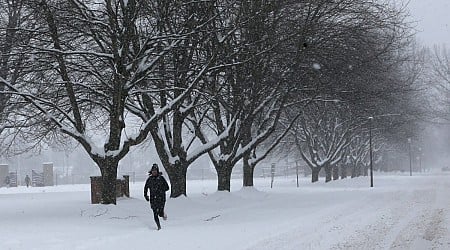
[331,176,450,250]
[1,173,449,250]
[246,175,450,250]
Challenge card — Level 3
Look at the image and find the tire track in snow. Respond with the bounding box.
[245,190,403,250]
[388,179,450,250]
[330,189,423,250]
[386,189,438,249]
[245,175,450,250]
[331,178,450,250]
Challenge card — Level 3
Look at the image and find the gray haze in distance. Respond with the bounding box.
[406,0,450,46]
[405,0,450,170]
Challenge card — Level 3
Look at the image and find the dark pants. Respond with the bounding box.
[151,202,165,229]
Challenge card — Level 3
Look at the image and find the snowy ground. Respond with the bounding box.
[1,172,450,250]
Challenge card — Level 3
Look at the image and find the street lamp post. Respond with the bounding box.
[369,117,374,187]
[418,147,422,173]
[408,138,412,176]
[420,156,422,172]
[363,113,401,187]
[346,155,350,179]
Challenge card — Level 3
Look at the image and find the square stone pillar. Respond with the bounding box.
[0,164,8,187]
[90,176,102,204]
[43,162,54,186]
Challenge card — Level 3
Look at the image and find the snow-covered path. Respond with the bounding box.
[246,175,450,250]
[335,176,450,250]
[1,173,449,250]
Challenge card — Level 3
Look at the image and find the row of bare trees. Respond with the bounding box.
[270,1,426,183]
[0,0,426,203]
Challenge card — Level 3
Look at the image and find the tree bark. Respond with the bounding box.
[341,165,347,179]
[351,164,357,178]
[311,167,320,183]
[324,164,332,182]
[332,165,339,180]
[363,165,369,176]
[97,157,119,205]
[0,3,20,118]
[165,162,187,198]
[356,164,363,177]
[243,155,255,187]
[217,163,233,191]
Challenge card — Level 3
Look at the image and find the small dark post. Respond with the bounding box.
[369,117,374,187]
[408,138,412,176]
[270,163,275,188]
[418,147,422,173]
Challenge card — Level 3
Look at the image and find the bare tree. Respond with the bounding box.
[276,0,422,182]
[292,102,357,182]
[0,0,32,145]
[143,0,238,197]
[430,45,450,120]
[188,0,302,191]
[1,0,209,204]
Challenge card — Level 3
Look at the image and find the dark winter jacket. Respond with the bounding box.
[144,173,169,208]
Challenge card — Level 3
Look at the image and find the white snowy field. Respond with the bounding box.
[1,172,450,250]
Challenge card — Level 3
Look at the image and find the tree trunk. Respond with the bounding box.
[241,121,254,187]
[324,164,332,183]
[332,165,339,180]
[356,164,362,177]
[351,164,357,178]
[363,164,369,176]
[98,157,119,205]
[341,165,347,179]
[165,162,187,198]
[311,167,320,183]
[217,165,233,191]
[243,155,255,187]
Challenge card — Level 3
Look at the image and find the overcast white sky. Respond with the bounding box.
[406,0,450,46]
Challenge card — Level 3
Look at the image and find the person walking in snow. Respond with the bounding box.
[24,175,31,188]
[144,163,169,230]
